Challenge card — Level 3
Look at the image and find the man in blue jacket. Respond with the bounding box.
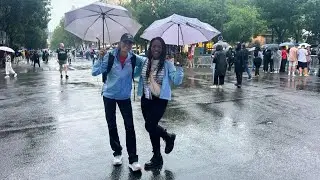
[92,33,145,172]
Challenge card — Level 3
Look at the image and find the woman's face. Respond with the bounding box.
[151,39,162,59]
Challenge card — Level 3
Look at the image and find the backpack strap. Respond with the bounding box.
[102,53,115,83]
[131,54,136,81]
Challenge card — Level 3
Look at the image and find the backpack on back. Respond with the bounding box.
[102,53,136,83]
[57,49,68,61]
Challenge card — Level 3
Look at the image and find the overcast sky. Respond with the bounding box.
[48,0,97,31]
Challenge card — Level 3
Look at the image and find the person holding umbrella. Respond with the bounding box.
[92,33,146,172]
[136,37,184,170]
[4,51,17,78]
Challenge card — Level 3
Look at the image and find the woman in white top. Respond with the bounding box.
[297,45,309,76]
[4,52,17,79]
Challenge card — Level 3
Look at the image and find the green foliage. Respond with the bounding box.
[50,18,82,50]
[254,0,306,43]
[223,3,267,43]
[0,0,51,49]
[303,0,320,41]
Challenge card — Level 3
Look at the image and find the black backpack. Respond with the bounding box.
[102,53,136,83]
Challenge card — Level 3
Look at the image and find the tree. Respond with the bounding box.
[254,0,305,43]
[223,3,266,43]
[303,0,320,43]
[50,18,82,50]
[0,0,50,48]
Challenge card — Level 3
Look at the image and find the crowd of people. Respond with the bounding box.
[209,43,320,89]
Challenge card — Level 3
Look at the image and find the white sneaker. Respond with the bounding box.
[288,72,291,76]
[210,85,218,89]
[113,155,123,166]
[128,162,142,172]
[218,85,223,89]
[292,73,295,77]
[4,75,9,79]
[14,73,17,78]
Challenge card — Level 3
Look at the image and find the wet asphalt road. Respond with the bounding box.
[1,59,320,180]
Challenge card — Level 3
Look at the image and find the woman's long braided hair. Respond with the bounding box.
[146,37,167,79]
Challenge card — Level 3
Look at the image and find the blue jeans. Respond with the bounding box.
[244,63,252,78]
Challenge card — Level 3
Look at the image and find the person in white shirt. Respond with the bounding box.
[297,45,309,76]
[4,52,17,79]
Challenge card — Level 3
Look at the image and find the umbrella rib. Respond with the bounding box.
[83,15,102,40]
[65,14,100,27]
[104,18,111,44]
[179,25,185,45]
[107,16,131,33]
[160,23,175,38]
[83,8,101,14]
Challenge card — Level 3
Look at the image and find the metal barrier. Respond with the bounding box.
[194,55,212,68]
[248,54,319,74]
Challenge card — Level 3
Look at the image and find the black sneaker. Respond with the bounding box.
[144,154,163,170]
[165,133,176,154]
[60,75,63,79]
[66,75,69,79]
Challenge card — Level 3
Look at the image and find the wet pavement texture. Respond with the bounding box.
[1,60,320,180]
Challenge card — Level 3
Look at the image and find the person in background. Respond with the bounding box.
[137,37,183,170]
[288,44,299,76]
[280,46,288,72]
[25,50,30,64]
[92,33,146,172]
[297,45,309,76]
[318,50,320,77]
[263,49,272,72]
[56,43,69,79]
[4,52,17,78]
[273,48,282,73]
[242,44,252,80]
[210,44,227,89]
[187,51,194,68]
[234,43,245,88]
[306,46,311,73]
[32,51,40,68]
[253,47,263,77]
[226,47,235,71]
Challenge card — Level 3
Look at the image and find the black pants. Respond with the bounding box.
[34,61,40,67]
[236,72,243,85]
[228,62,234,71]
[214,73,225,85]
[254,58,262,76]
[141,95,169,155]
[263,59,272,72]
[280,59,287,72]
[103,97,138,164]
[270,59,274,72]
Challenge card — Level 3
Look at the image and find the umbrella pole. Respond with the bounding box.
[102,13,105,48]
[178,24,180,53]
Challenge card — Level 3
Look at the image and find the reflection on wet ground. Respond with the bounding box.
[1,67,320,179]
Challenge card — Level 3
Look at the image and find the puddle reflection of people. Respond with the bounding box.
[150,169,175,180]
[137,37,184,170]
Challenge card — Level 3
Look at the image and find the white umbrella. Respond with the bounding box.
[299,43,311,47]
[64,2,141,46]
[214,41,231,49]
[140,14,221,46]
[0,46,15,53]
[279,42,294,47]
